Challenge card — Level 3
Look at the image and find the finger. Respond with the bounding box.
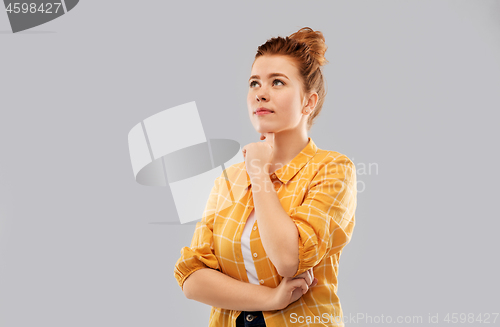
[290,278,308,294]
[309,268,314,284]
[293,270,312,285]
[302,280,309,294]
[300,270,310,285]
[303,269,312,286]
[294,276,310,287]
[311,278,318,287]
[298,279,308,294]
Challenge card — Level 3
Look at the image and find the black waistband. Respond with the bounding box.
[242,311,263,315]
[238,310,264,319]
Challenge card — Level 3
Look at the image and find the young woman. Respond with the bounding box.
[174,27,357,327]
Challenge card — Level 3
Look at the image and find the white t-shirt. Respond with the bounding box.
[241,208,260,284]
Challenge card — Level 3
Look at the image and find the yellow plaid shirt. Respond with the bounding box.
[174,137,357,327]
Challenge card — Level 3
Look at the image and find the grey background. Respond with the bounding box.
[1,0,499,326]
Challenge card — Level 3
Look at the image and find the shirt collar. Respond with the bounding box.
[243,137,318,188]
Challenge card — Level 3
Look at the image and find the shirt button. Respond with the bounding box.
[259,279,264,284]
[246,314,255,322]
[253,225,257,230]
[253,253,258,258]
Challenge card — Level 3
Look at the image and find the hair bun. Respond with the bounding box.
[289,27,328,66]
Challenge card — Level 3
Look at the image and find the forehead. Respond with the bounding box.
[251,55,300,78]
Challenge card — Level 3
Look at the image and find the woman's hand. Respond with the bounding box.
[242,132,275,178]
[271,269,318,310]
[293,268,317,288]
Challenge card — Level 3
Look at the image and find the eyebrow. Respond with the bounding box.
[248,73,289,82]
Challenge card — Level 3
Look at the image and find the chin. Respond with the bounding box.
[255,124,273,131]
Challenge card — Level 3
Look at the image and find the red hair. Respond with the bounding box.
[254,27,328,131]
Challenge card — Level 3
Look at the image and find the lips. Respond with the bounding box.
[255,108,274,113]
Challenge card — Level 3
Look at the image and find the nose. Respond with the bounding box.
[254,83,270,102]
[256,93,268,102]
[251,81,270,103]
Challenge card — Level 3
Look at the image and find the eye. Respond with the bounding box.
[273,79,285,86]
[249,80,259,88]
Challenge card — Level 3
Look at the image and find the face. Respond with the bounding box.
[247,55,309,135]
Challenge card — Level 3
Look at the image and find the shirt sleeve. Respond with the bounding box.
[290,156,357,278]
[173,175,222,291]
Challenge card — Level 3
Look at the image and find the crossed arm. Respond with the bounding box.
[182,268,277,311]
[182,174,308,311]
[182,266,314,312]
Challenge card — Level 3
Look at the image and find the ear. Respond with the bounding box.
[304,92,319,113]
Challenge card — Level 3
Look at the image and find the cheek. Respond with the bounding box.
[279,92,298,111]
[247,91,254,105]
[247,97,253,111]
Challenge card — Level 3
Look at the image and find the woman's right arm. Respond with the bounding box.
[183,268,275,311]
[175,174,316,311]
[183,267,316,312]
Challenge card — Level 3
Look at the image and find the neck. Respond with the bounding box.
[268,130,309,174]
